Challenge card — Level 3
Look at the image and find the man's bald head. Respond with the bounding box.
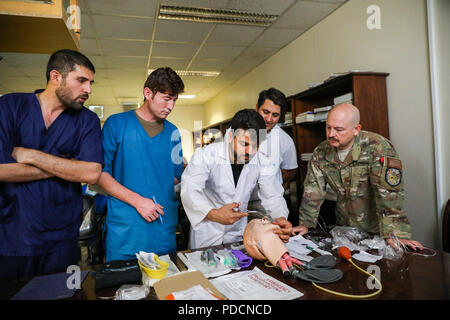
[326,103,362,150]
[328,103,360,126]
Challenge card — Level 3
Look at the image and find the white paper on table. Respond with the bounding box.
[285,234,318,256]
[177,251,232,278]
[288,234,318,249]
[286,249,314,262]
[285,242,313,260]
[352,251,382,263]
[210,267,303,300]
[168,284,221,300]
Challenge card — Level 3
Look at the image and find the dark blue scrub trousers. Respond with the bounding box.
[0,240,79,279]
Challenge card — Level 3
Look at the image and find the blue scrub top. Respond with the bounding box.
[102,111,183,260]
[0,91,104,256]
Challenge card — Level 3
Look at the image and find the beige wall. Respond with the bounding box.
[429,0,450,245]
[167,104,204,161]
[100,103,203,162]
[204,0,438,247]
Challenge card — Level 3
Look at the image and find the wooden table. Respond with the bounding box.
[2,245,449,300]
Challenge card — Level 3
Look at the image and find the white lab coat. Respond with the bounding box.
[181,139,289,249]
[250,125,298,201]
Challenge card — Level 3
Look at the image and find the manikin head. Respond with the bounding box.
[243,218,288,266]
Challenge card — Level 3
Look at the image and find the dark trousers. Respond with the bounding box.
[0,241,79,279]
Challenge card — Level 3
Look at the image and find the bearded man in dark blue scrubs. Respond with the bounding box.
[0,49,104,278]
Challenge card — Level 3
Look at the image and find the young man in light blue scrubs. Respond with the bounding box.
[95,67,184,261]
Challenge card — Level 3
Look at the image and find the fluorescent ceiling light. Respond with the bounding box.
[88,105,103,119]
[158,5,278,27]
[148,69,220,77]
[179,94,195,99]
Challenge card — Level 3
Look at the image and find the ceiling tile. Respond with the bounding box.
[0,65,26,78]
[161,0,230,8]
[79,14,98,38]
[86,55,106,69]
[207,25,265,46]
[252,28,305,48]
[226,0,295,15]
[80,38,100,55]
[88,97,119,107]
[106,68,146,79]
[154,20,213,43]
[85,0,158,17]
[151,42,198,59]
[0,53,50,66]
[188,59,228,71]
[90,68,111,81]
[92,15,154,40]
[272,1,340,29]
[100,39,150,56]
[196,45,245,61]
[104,56,147,69]
[149,58,189,70]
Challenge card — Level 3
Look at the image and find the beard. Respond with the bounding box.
[230,143,251,164]
[55,83,88,110]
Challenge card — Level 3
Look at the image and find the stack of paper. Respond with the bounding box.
[314,112,328,122]
[210,267,303,300]
[296,111,314,123]
[314,105,333,113]
[333,92,353,105]
[283,112,293,125]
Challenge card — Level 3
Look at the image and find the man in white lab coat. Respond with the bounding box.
[181,109,293,249]
[248,88,298,218]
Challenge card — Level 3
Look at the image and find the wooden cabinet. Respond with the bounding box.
[193,118,232,149]
[288,72,390,220]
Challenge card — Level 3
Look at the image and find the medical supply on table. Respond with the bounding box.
[136,252,169,279]
[352,251,383,263]
[177,251,232,278]
[140,254,181,287]
[230,242,245,251]
[114,284,150,300]
[94,259,142,289]
[216,249,239,269]
[309,246,383,298]
[303,244,332,256]
[287,234,332,257]
[230,249,253,268]
[330,226,370,251]
[201,248,217,267]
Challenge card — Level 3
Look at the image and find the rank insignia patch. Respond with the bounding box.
[385,167,402,187]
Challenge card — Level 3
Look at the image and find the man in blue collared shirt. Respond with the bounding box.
[0,50,104,278]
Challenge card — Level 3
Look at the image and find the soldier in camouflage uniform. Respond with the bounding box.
[293,104,423,251]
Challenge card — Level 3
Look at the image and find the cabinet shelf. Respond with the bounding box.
[287,71,390,220]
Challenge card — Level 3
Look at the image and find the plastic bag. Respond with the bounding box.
[114,284,149,300]
[359,235,387,250]
[378,234,404,261]
[330,226,370,252]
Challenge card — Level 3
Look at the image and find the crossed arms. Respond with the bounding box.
[0,147,101,184]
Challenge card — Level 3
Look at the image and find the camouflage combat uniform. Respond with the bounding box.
[299,130,411,239]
